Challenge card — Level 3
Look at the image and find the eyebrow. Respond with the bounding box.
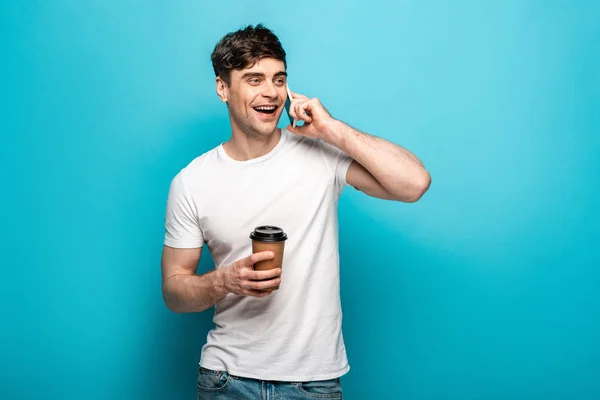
[240,71,288,80]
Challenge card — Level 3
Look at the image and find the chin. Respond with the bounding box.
[254,123,279,137]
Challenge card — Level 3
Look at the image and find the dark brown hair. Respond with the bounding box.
[211,24,287,85]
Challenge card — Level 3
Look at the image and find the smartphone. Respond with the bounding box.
[284,84,295,127]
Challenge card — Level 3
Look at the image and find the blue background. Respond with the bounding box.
[1,1,599,399]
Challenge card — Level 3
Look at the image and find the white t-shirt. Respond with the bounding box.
[163,128,354,381]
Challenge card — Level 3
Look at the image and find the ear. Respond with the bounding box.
[216,77,228,103]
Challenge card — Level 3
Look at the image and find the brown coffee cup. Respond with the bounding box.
[250,225,288,291]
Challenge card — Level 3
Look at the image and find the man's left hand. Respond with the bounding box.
[286,90,337,140]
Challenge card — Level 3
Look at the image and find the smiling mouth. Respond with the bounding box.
[253,105,278,114]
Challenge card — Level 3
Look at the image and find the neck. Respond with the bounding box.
[223,125,282,162]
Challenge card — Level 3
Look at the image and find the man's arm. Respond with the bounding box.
[161,245,225,313]
[286,91,431,203]
[328,121,431,202]
[161,245,281,313]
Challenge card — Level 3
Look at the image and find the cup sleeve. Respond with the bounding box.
[163,172,204,248]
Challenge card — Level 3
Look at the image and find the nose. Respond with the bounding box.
[261,81,278,99]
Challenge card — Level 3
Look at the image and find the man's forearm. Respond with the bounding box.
[323,120,430,200]
[162,268,228,313]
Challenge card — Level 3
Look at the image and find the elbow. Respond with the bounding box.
[165,302,184,314]
[161,283,185,314]
[413,171,432,201]
[162,295,180,314]
[399,171,431,203]
[164,298,185,314]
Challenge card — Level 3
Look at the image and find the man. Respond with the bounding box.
[161,24,430,399]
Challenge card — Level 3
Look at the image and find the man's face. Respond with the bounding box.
[217,58,288,139]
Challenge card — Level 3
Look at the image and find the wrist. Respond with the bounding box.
[214,266,230,296]
[321,119,347,150]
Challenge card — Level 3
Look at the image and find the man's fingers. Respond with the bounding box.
[248,268,282,281]
[294,100,313,124]
[249,278,281,291]
[288,104,299,121]
[244,288,273,298]
[289,99,306,120]
[239,251,275,267]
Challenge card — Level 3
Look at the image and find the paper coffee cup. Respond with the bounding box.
[250,225,288,291]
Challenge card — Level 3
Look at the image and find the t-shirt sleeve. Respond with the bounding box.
[318,138,354,196]
[163,171,204,248]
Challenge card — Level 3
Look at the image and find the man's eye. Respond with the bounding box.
[275,79,285,85]
[249,78,260,84]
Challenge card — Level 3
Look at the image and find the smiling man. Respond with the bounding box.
[161,24,431,399]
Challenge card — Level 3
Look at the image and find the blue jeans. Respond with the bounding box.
[196,366,343,399]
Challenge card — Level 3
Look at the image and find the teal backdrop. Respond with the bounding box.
[1,1,599,399]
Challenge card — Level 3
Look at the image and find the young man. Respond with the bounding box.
[161,24,431,399]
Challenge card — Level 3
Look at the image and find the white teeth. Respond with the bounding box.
[255,106,276,111]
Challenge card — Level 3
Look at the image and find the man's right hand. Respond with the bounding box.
[221,251,281,297]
